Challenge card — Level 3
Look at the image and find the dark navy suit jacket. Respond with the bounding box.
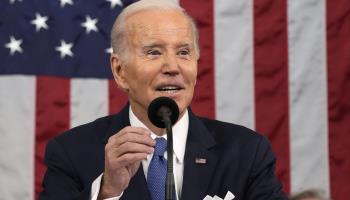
[39,105,287,200]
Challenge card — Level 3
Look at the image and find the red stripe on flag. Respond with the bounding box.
[109,79,128,115]
[253,0,291,193]
[34,76,70,199]
[180,0,216,119]
[326,1,350,199]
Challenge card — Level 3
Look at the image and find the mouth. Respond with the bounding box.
[156,85,184,94]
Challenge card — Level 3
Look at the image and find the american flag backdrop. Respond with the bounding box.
[0,0,349,199]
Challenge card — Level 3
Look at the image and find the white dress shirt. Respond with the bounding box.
[91,107,189,200]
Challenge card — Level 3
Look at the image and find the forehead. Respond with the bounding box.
[125,9,193,44]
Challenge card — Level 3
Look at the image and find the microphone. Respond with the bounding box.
[148,97,179,200]
[148,96,179,128]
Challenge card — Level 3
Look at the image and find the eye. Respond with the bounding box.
[178,48,190,57]
[147,49,161,56]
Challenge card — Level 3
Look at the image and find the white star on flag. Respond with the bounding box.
[81,16,99,34]
[106,0,123,9]
[59,0,73,8]
[9,0,22,4]
[55,40,74,59]
[31,13,49,32]
[5,36,23,55]
[105,47,113,54]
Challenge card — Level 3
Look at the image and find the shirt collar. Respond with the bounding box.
[129,106,188,163]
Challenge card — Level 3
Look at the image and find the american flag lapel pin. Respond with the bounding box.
[195,157,207,164]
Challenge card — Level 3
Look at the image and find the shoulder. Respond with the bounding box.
[54,115,115,145]
[44,114,120,160]
[51,105,129,147]
[43,115,117,168]
[195,116,271,155]
[199,116,265,142]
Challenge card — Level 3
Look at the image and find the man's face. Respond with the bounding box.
[112,9,198,121]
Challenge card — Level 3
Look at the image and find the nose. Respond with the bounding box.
[161,52,179,76]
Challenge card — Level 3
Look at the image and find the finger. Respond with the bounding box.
[108,126,152,144]
[117,126,151,137]
[118,132,155,147]
[107,152,148,170]
[106,135,154,154]
[113,142,154,157]
[107,131,155,149]
[126,126,152,135]
[116,152,149,167]
[127,162,141,176]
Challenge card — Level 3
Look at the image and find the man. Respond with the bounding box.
[40,0,287,199]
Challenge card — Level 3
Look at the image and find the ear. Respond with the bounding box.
[110,54,129,92]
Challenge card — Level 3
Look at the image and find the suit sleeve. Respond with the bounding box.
[245,136,288,200]
[39,139,91,200]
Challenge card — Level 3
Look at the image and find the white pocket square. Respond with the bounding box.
[203,191,235,200]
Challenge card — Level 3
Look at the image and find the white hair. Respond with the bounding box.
[110,0,200,62]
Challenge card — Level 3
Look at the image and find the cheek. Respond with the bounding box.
[128,74,149,92]
[126,65,158,91]
[185,65,198,85]
[192,69,198,84]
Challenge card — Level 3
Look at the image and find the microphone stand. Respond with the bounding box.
[159,108,175,200]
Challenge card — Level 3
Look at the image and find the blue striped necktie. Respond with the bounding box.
[147,137,167,200]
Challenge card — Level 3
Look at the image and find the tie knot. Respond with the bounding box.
[154,137,167,156]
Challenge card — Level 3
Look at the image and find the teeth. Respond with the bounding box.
[162,86,177,90]
[162,90,178,94]
[158,86,180,91]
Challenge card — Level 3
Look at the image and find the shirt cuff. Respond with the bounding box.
[90,173,123,200]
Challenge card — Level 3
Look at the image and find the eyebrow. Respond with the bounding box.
[142,43,193,50]
[142,44,163,49]
[176,44,192,49]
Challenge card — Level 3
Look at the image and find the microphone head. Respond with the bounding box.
[147,97,180,128]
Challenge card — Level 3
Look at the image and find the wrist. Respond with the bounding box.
[98,175,123,199]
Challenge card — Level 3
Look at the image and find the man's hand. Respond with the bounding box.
[98,126,155,199]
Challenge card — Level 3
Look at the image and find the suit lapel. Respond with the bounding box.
[101,104,130,144]
[121,167,151,200]
[181,111,217,200]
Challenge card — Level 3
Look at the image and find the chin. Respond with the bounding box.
[177,101,191,114]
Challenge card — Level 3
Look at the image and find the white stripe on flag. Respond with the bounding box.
[287,0,330,194]
[70,78,108,128]
[0,75,35,199]
[214,0,255,129]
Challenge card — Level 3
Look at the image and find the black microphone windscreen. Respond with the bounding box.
[147,97,179,128]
